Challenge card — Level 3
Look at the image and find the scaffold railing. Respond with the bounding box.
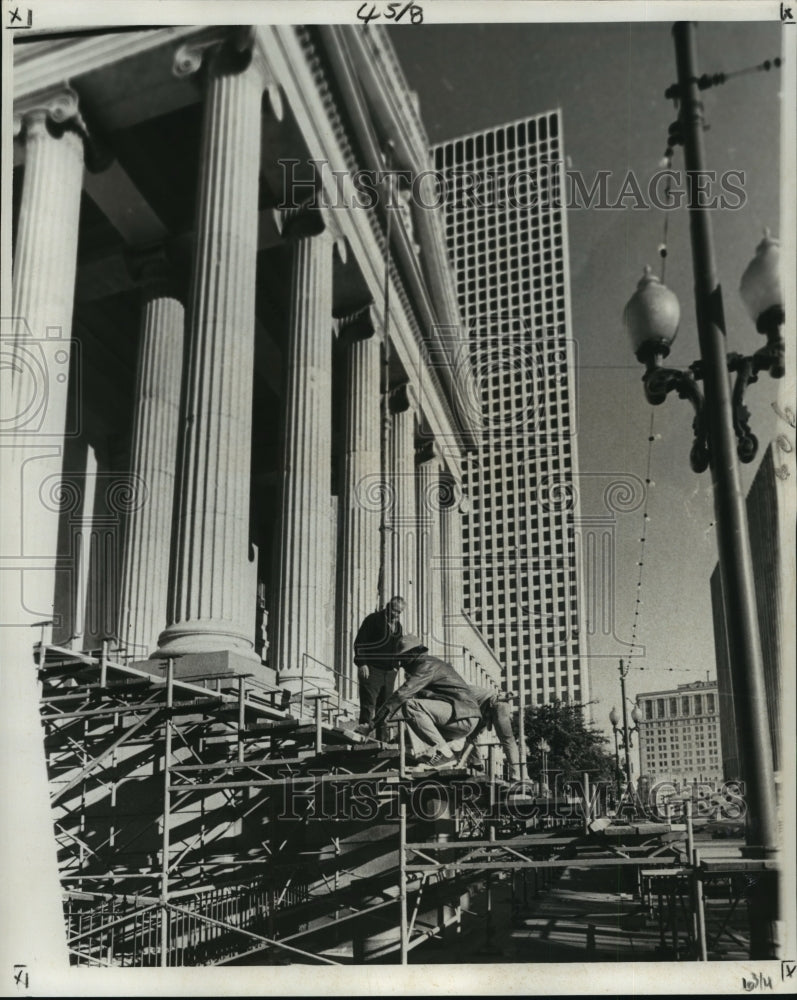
[36,633,763,966]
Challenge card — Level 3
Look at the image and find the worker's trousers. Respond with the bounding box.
[400,698,478,755]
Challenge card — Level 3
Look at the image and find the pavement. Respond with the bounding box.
[413,834,758,964]
[413,864,670,964]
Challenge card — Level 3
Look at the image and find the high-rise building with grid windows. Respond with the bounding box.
[636,681,723,788]
[432,111,589,708]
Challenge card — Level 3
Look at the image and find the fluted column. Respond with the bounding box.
[118,250,184,659]
[389,383,417,633]
[272,211,337,691]
[335,306,383,701]
[2,87,88,969]
[416,441,445,656]
[157,37,272,660]
[440,471,469,660]
[6,89,87,634]
[10,89,84,431]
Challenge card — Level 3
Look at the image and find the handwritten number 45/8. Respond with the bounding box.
[357,2,424,24]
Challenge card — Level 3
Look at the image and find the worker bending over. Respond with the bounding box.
[358,634,521,777]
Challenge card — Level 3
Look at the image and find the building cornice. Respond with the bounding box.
[315,25,477,455]
[13,26,205,101]
[460,610,503,685]
[340,25,478,411]
[259,25,472,461]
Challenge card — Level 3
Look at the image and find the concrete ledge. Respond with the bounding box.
[132,651,277,687]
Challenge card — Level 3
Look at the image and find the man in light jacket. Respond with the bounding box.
[363,634,520,774]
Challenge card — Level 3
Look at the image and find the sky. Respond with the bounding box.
[389,19,785,741]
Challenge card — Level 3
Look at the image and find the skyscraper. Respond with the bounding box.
[710,441,787,779]
[432,111,588,709]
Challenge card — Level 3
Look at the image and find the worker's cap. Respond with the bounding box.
[395,634,427,656]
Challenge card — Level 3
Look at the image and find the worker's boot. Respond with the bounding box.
[467,745,486,775]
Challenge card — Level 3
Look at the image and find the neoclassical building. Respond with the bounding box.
[7,24,504,707]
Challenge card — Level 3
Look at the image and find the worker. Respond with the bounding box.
[360,634,521,774]
[353,595,406,742]
[467,686,523,781]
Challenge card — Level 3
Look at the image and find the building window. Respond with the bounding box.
[682,697,690,715]
[706,693,715,713]
[645,701,653,720]
[657,700,665,719]
[669,698,677,717]
[694,695,702,715]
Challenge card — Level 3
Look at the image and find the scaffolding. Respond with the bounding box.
[39,634,519,966]
[37,633,760,966]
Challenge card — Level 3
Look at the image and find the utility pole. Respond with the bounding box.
[619,662,633,791]
[672,21,778,958]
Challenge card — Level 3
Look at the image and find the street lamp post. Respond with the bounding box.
[611,724,622,802]
[609,663,642,799]
[623,21,782,959]
[536,737,550,797]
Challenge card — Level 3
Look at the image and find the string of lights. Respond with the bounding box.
[627,411,655,665]
[658,53,782,282]
[622,412,694,675]
[664,54,782,101]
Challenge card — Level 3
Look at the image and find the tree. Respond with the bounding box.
[521,699,616,785]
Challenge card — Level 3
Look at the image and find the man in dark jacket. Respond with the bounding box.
[368,634,484,767]
[353,595,406,741]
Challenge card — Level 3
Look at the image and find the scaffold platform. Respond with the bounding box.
[37,637,747,966]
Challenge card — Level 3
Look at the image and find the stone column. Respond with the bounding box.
[11,90,84,406]
[1,87,88,968]
[440,470,469,661]
[335,306,383,702]
[6,91,86,548]
[272,211,337,692]
[388,383,417,632]
[117,250,185,660]
[6,90,87,635]
[416,441,444,656]
[157,37,272,661]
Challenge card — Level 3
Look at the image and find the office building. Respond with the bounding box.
[432,114,588,708]
[710,441,788,778]
[637,680,723,787]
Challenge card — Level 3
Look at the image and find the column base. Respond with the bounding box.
[154,621,261,663]
[134,649,275,684]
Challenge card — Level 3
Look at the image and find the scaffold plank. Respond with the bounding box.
[405,857,686,872]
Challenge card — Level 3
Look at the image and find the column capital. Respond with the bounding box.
[14,85,113,173]
[14,85,84,138]
[274,203,335,243]
[416,439,442,467]
[124,243,183,301]
[440,469,469,513]
[335,303,380,345]
[389,380,417,416]
[173,27,283,121]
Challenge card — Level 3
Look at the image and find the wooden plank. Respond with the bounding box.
[406,857,686,872]
[170,770,402,791]
[407,836,578,850]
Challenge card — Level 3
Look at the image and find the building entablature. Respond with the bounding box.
[337,26,470,356]
[12,23,476,462]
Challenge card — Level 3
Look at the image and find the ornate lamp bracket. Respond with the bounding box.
[726,359,775,466]
[642,359,709,473]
